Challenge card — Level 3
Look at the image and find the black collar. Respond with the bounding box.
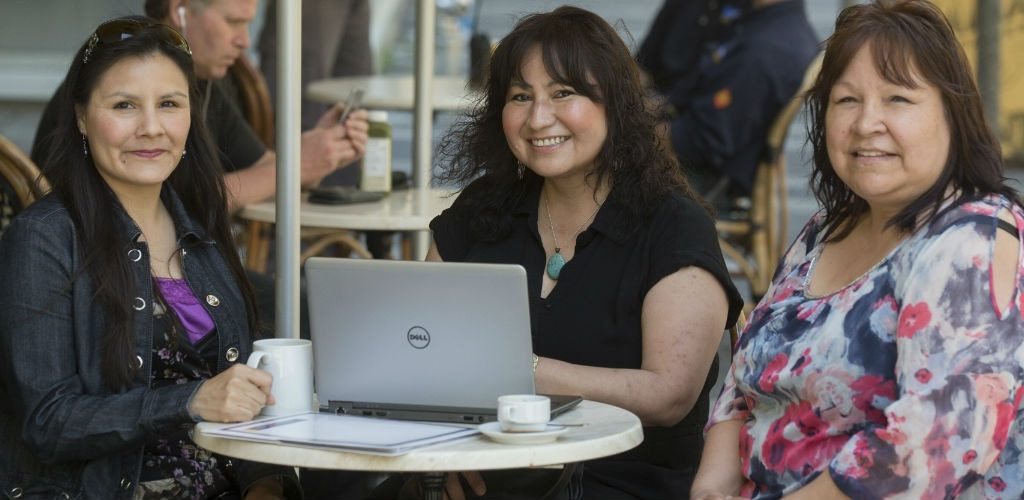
[513,180,632,244]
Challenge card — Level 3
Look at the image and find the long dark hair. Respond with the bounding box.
[807,0,1019,241]
[37,16,257,391]
[436,5,694,241]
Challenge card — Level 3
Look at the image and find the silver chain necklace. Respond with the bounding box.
[543,189,601,280]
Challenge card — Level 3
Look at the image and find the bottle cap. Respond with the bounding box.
[367,110,389,122]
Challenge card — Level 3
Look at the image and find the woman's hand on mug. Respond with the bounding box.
[189,364,276,422]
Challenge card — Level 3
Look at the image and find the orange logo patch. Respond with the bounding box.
[713,88,732,109]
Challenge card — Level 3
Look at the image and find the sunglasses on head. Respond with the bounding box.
[83,19,191,64]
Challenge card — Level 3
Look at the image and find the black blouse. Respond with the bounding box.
[430,179,743,498]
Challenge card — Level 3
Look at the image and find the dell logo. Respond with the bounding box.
[407,326,430,349]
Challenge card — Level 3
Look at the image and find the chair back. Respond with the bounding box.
[717,53,823,299]
[228,54,275,148]
[0,135,49,234]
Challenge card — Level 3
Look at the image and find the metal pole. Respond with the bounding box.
[275,0,302,339]
[413,0,436,259]
[977,0,1001,138]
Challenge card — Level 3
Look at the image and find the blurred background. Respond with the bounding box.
[1,1,1021,242]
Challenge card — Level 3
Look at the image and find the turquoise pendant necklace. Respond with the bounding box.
[543,189,602,280]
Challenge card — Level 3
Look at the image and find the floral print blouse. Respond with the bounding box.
[710,195,1024,499]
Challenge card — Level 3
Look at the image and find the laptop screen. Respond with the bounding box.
[305,258,536,413]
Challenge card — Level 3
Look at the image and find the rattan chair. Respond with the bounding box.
[717,53,823,300]
[0,134,49,235]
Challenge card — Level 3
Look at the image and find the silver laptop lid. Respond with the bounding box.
[305,257,536,410]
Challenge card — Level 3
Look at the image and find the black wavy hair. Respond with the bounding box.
[36,15,257,391]
[807,0,1020,242]
[436,5,696,241]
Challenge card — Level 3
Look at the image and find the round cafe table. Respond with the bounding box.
[194,400,643,500]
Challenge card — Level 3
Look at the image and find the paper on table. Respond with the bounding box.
[204,412,478,455]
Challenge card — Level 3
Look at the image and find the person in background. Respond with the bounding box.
[692,1,1024,498]
[0,17,298,499]
[648,0,817,206]
[637,0,750,97]
[418,6,743,498]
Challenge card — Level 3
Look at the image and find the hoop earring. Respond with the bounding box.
[82,134,89,158]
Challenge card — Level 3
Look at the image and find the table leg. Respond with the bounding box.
[420,472,445,500]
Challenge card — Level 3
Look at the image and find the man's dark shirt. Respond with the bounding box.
[658,0,819,195]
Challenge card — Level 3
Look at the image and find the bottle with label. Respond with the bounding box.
[360,110,392,192]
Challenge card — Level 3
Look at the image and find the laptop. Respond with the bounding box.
[304,257,581,424]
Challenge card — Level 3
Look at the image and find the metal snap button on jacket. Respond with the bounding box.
[8,487,23,498]
[133,297,146,311]
[225,347,239,362]
[205,294,220,307]
[120,478,132,490]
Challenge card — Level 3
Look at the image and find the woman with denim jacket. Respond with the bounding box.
[0,17,299,499]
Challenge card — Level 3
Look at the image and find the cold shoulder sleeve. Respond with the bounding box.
[828,202,1024,498]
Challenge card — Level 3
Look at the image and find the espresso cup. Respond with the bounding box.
[497,394,550,432]
[246,338,315,416]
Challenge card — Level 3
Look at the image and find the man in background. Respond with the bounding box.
[641,0,818,207]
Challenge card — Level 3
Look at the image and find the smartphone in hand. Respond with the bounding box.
[337,88,364,125]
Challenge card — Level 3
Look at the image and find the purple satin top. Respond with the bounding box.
[154,277,215,344]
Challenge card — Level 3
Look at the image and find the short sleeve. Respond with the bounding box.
[828,208,1024,498]
[429,191,474,262]
[646,195,743,327]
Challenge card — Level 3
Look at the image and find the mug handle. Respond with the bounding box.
[246,351,275,371]
[498,405,516,422]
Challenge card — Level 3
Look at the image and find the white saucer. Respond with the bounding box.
[478,422,569,445]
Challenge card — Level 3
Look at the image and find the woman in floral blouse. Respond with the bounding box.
[691,1,1024,499]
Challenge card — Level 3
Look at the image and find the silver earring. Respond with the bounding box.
[82,134,89,157]
[517,161,525,179]
[181,148,187,159]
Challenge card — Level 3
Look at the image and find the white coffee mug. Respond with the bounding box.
[246,338,314,416]
[497,394,550,432]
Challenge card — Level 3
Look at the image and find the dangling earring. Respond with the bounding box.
[517,161,525,179]
[82,134,89,158]
[181,148,187,160]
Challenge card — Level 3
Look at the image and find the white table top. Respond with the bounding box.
[240,188,457,232]
[193,400,643,472]
[306,75,479,112]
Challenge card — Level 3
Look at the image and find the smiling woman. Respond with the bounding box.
[386,5,745,499]
[0,16,299,500]
[78,53,191,197]
[692,1,1024,499]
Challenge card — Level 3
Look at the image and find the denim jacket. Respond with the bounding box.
[0,188,297,499]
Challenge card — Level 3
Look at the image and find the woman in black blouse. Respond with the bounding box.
[427,6,743,499]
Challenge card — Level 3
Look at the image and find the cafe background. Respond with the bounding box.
[932,0,1024,166]
[0,0,1019,247]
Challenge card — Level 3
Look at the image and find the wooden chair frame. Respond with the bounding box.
[0,135,49,208]
[717,54,823,300]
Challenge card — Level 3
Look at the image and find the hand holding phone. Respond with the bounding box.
[337,89,364,125]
